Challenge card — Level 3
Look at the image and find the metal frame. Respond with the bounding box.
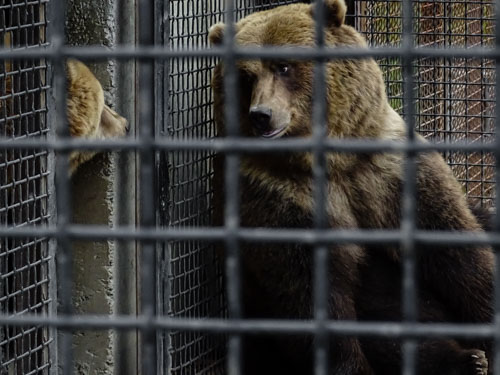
[1,0,499,375]
[1,0,55,373]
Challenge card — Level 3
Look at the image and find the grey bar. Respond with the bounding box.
[222,1,242,375]
[0,315,495,339]
[2,226,500,246]
[401,0,418,373]
[114,0,138,372]
[0,138,498,153]
[493,0,500,374]
[3,45,500,60]
[312,1,328,375]
[49,0,73,373]
[138,0,157,373]
[45,0,60,372]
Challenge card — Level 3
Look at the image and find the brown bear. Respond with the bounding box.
[1,59,127,176]
[209,1,493,374]
[65,59,128,175]
[355,202,491,375]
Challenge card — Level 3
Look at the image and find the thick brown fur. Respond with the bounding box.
[470,204,495,232]
[210,1,494,374]
[66,59,128,175]
[357,202,493,374]
[2,56,126,179]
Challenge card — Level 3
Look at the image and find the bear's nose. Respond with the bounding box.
[249,106,272,132]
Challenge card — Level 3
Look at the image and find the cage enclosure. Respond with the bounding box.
[1,1,53,374]
[158,0,495,374]
[0,0,496,374]
[158,0,495,373]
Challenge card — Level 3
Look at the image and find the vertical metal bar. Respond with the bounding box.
[157,0,171,372]
[48,0,73,373]
[44,1,60,372]
[222,1,242,374]
[312,1,328,375]
[492,1,500,374]
[401,0,418,374]
[153,0,167,372]
[114,0,138,372]
[138,0,157,373]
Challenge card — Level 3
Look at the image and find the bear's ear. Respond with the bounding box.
[208,22,226,45]
[311,0,347,28]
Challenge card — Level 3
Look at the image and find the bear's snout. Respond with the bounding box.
[249,106,272,133]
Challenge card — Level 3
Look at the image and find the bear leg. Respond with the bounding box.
[416,340,487,375]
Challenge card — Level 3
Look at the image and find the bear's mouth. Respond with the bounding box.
[261,125,287,139]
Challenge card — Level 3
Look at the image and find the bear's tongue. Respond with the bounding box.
[261,126,285,138]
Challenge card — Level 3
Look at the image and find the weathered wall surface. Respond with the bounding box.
[65,0,137,373]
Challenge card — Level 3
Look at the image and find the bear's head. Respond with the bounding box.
[209,0,389,141]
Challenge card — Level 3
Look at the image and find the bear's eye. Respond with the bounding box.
[275,63,291,76]
[239,71,255,86]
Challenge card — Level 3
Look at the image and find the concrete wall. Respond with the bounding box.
[65,0,137,373]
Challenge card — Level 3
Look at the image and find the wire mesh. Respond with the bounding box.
[158,1,226,371]
[158,2,306,373]
[355,0,496,206]
[159,0,497,374]
[0,1,53,374]
[0,0,497,374]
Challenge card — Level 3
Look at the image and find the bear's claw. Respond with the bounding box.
[462,349,488,375]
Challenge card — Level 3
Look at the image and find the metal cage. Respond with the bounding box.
[158,2,306,373]
[0,0,498,374]
[159,0,496,374]
[355,0,495,206]
[0,1,53,374]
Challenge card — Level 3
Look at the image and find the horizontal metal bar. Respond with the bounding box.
[1,45,500,60]
[0,225,497,246]
[0,137,496,153]
[0,314,496,340]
